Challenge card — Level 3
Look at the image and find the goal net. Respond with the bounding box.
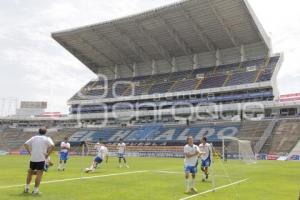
[84,141,98,156]
[238,140,256,164]
[223,137,256,164]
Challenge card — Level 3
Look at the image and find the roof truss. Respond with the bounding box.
[77,35,116,74]
[91,29,134,72]
[112,25,152,62]
[159,16,194,63]
[62,42,110,73]
[134,21,174,67]
[181,7,217,59]
[207,0,240,47]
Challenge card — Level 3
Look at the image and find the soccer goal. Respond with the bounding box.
[79,141,107,175]
[222,136,256,164]
[84,141,98,156]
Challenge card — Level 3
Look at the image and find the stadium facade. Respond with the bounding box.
[51,0,297,123]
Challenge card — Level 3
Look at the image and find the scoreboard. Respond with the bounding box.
[20,101,47,109]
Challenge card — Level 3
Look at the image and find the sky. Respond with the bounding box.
[0,0,299,115]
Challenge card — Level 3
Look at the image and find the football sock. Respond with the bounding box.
[191,179,195,188]
[33,187,39,193]
[185,179,190,190]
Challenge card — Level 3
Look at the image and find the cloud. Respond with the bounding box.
[0,0,180,115]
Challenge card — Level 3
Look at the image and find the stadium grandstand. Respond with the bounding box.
[1,0,300,161]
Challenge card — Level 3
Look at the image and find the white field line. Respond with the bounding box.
[0,170,148,190]
[179,178,249,200]
[154,170,231,177]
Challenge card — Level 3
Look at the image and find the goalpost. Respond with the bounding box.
[209,137,256,193]
[222,136,256,164]
[84,141,98,156]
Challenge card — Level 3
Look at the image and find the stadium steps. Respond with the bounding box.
[169,70,193,81]
[260,132,275,154]
[254,120,278,153]
[144,83,154,95]
[226,121,269,154]
[122,85,133,96]
[212,65,218,74]
[222,74,231,86]
[168,81,179,92]
[254,56,271,83]
[184,70,193,79]
[288,140,300,158]
[0,130,36,150]
[0,132,9,150]
[255,69,263,82]
[194,78,203,90]
[264,56,271,69]
[266,119,300,154]
[47,129,77,144]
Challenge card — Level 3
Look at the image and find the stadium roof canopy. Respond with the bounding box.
[52,0,271,74]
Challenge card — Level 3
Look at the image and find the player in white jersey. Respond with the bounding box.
[58,137,71,171]
[198,136,213,182]
[184,136,203,194]
[85,140,109,173]
[23,127,55,195]
[117,138,129,168]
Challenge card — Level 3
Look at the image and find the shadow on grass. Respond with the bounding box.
[9,192,42,199]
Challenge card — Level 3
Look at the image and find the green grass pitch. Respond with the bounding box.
[0,155,299,199]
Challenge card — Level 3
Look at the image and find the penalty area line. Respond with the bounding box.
[0,170,148,190]
[179,178,249,200]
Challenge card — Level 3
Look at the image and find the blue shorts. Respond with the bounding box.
[201,157,211,167]
[118,153,125,158]
[94,156,103,164]
[60,152,69,161]
[184,165,197,174]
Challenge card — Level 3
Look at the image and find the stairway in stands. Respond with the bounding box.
[0,128,77,151]
[262,119,300,154]
[239,120,271,144]
[0,128,36,151]
[227,120,270,154]
[46,128,78,144]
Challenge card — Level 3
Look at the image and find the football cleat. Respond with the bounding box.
[191,188,198,193]
[184,189,191,194]
[32,191,42,195]
[23,188,29,194]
